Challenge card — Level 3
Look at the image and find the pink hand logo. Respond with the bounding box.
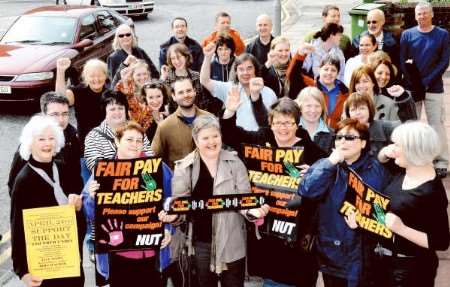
[99,218,124,246]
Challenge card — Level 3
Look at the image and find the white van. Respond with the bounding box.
[66,0,154,17]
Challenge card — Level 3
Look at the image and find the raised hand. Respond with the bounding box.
[160,65,170,81]
[56,57,71,72]
[99,218,124,247]
[123,54,137,66]
[386,85,405,98]
[120,67,133,81]
[203,41,216,58]
[225,84,242,112]
[328,148,345,165]
[266,49,278,67]
[297,42,315,56]
[249,77,264,100]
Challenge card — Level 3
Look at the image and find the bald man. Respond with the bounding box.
[352,9,399,67]
[246,14,274,65]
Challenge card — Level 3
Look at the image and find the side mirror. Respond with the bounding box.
[72,38,93,50]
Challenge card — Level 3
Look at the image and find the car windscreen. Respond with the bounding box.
[1,16,77,45]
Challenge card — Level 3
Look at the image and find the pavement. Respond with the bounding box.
[281,0,450,286]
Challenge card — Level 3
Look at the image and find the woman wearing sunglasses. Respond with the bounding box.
[107,24,159,83]
[298,118,391,287]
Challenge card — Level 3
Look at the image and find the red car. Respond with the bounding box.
[0,5,133,103]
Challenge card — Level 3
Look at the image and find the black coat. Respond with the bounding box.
[7,124,82,196]
[10,158,86,286]
[107,47,159,81]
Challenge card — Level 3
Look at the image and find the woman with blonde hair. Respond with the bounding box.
[296,86,334,154]
[55,57,109,182]
[107,24,159,81]
[378,121,450,286]
[262,36,292,98]
[113,60,153,130]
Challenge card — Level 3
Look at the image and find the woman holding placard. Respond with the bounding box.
[159,115,269,287]
[378,121,449,286]
[10,115,85,287]
[298,118,391,287]
[83,121,173,287]
[221,95,326,286]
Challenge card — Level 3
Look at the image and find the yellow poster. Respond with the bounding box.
[23,205,80,280]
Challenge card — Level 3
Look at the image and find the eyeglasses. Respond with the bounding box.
[272,121,296,128]
[367,20,377,24]
[335,134,361,141]
[118,33,132,38]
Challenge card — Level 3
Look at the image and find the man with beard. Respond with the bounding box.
[151,77,211,169]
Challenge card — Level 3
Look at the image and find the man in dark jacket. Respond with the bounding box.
[159,17,204,72]
[352,9,399,67]
[246,14,274,66]
[8,92,82,196]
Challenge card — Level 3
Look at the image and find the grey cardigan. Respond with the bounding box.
[170,149,251,273]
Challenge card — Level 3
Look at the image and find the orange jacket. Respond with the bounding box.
[287,52,348,129]
[201,28,245,55]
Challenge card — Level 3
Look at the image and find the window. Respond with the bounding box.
[95,10,118,35]
[79,14,97,41]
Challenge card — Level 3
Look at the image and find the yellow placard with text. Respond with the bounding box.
[23,205,80,280]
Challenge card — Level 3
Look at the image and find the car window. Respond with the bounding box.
[1,16,77,45]
[95,10,117,35]
[79,14,97,41]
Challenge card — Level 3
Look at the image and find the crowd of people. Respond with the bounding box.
[7,2,450,287]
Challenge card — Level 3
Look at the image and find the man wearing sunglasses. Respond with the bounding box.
[351,9,399,67]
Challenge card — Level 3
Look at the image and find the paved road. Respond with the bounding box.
[0,0,274,285]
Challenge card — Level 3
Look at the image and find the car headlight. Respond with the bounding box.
[15,72,54,82]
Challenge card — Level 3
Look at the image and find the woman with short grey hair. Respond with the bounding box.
[378,121,450,286]
[160,114,269,287]
[11,115,86,287]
